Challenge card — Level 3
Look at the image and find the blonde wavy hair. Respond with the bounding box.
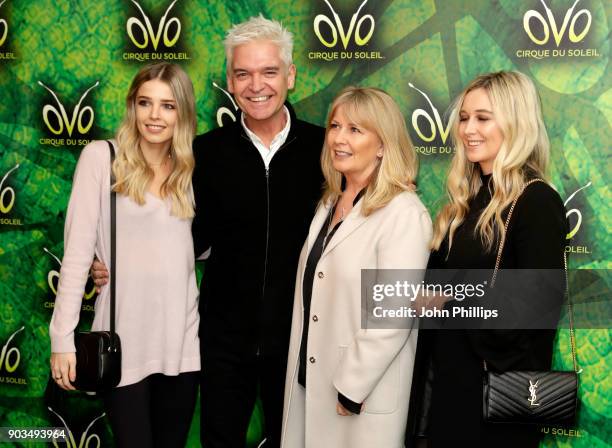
[431,71,550,252]
[113,62,196,218]
[321,86,418,216]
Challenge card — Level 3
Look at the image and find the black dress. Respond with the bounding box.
[407,174,568,447]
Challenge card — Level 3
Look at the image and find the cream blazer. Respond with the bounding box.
[281,191,432,448]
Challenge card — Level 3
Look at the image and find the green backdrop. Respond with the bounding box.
[0,0,609,446]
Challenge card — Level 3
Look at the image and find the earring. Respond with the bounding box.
[377,151,383,158]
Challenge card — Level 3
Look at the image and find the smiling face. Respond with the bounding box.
[327,105,382,182]
[135,78,177,150]
[458,87,504,174]
[227,39,296,130]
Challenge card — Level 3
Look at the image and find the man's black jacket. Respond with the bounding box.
[192,104,325,358]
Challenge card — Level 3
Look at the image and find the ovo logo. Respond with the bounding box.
[44,248,96,300]
[314,0,374,49]
[49,408,105,448]
[127,0,180,50]
[0,326,24,374]
[39,81,99,137]
[0,0,8,47]
[564,181,592,239]
[0,163,19,214]
[523,0,591,46]
[409,83,451,144]
[213,81,238,127]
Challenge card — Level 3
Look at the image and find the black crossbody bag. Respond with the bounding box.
[71,141,122,391]
[482,179,579,426]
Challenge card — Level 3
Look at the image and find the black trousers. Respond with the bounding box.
[104,371,199,448]
[200,352,287,448]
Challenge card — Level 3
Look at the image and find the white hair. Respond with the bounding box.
[223,14,294,71]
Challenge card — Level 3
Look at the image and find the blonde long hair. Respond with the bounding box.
[321,86,418,216]
[431,71,550,252]
[113,63,196,218]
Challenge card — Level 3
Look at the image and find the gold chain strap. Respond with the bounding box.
[491,179,544,286]
[488,178,579,373]
[564,252,579,373]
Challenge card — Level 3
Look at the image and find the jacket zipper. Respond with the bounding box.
[257,167,270,357]
[256,136,297,357]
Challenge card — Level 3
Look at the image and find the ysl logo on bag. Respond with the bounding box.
[528,379,541,406]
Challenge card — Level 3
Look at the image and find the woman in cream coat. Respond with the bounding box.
[281,87,432,448]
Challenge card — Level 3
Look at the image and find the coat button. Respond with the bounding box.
[312,315,318,322]
[309,356,316,363]
[317,272,324,279]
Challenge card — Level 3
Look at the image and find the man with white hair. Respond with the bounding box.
[191,16,324,447]
[91,15,324,446]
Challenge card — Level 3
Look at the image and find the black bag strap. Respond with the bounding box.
[106,141,117,346]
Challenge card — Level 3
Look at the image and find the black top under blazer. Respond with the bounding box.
[191,103,325,358]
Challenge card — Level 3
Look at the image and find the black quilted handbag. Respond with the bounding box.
[483,370,577,425]
[71,141,122,392]
[482,179,579,426]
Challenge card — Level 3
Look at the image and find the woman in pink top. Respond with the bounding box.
[49,63,200,448]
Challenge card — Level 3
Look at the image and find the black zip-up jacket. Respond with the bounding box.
[192,103,325,358]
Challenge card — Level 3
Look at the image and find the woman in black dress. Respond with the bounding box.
[407,71,568,447]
